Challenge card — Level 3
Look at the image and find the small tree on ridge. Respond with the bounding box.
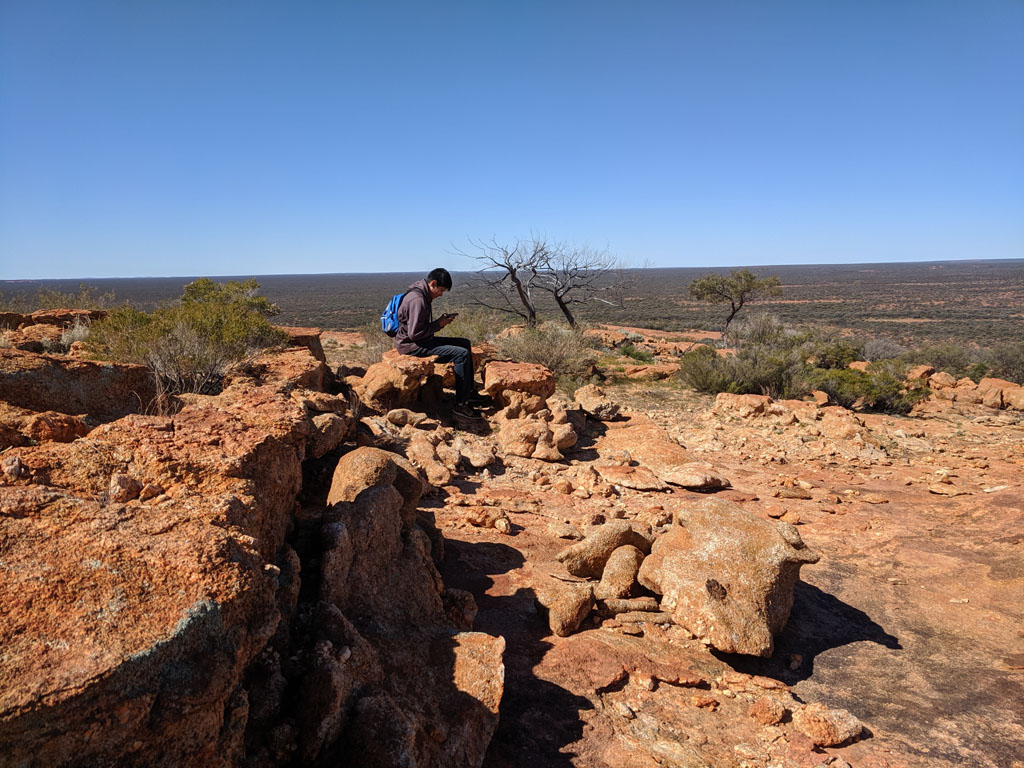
[688,269,782,335]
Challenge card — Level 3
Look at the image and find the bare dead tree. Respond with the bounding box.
[533,242,631,328]
[453,238,547,326]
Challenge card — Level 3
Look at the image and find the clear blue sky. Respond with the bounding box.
[1,0,1021,279]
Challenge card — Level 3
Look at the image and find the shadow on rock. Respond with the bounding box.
[714,580,901,684]
[441,539,592,768]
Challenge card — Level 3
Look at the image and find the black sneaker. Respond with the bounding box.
[453,403,482,420]
[465,392,491,407]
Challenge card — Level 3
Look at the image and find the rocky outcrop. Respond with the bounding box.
[0,337,503,767]
[792,702,864,746]
[573,384,621,420]
[536,583,595,637]
[659,462,731,491]
[0,348,157,422]
[622,363,680,380]
[0,402,92,450]
[483,361,555,415]
[637,497,819,657]
[556,521,653,579]
[352,351,437,412]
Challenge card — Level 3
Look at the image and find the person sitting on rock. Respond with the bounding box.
[395,267,489,418]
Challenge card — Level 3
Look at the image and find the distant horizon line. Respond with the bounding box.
[3,256,1022,283]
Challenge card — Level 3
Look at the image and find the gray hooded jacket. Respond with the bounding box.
[395,279,441,355]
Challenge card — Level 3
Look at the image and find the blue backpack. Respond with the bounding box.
[380,292,406,337]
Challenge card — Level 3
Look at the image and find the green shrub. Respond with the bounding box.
[620,343,656,363]
[87,280,288,395]
[677,335,809,399]
[725,313,792,348]
[495,324,598,380]
[863,338,906,361]
[903,343,987,381]
[676,345,736,394]
[986,341,1024,384]
[729,345,810,399]
[804,335,863,369]
[808,360,929,414]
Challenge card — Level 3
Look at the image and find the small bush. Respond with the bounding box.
[495,324,598,380]
[87,280,288,395]
[808,361,929,414]
[804,335,863,369]
[863,338,906,361]
[725,313,792,348]
[676,345,736,394]
[903,343,987,381]
[620,343,655,363]
[986,341,1024,384]
[677,323,809,399]
[351,322,394,366]
[729,345,810,399]
[59,317,91,348]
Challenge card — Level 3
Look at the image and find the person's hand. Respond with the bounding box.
[438,313,455,328]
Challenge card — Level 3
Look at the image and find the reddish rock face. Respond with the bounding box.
[595,414,690,477]
[354,353,435,412]
[0,403,92,450]
[483,361,556,409]
[638,497,820,657]
[574,383,621,420]
[26,308,107,327]
[906,364,935,382]
[0,348,156,422]
[928,370,957,389]
[327,445,425,528]
[4,322,62,351]
[594,464,668,491]
[275,325,327,362]
[0,339,504,768]
[21,411,90,443]
[713,392,773,418]
[623,363,681,380]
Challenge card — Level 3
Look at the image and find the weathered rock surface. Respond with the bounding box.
[594,463,668,491]
[638,497,820,656]
[556,521,653,578]
[659,462,731,490]
[436,367,1024,768]
[0,348,157,422]
[792,702,864,746]
[573,384,621,420]
[713,392,773,418]
[537,582,595,637]
[326,446,425,528]
[353,352,435,412]
[496,413,576,462]
[0,339,504,768]
[594,545,645,600]
[483,361,555,413]
[594,415,691,480]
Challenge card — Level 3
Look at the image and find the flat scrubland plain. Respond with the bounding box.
[3,259,1022,345]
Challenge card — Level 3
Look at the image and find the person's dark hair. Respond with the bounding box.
[427,267,452,290]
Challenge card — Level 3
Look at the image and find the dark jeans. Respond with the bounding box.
[409,336,475,402]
